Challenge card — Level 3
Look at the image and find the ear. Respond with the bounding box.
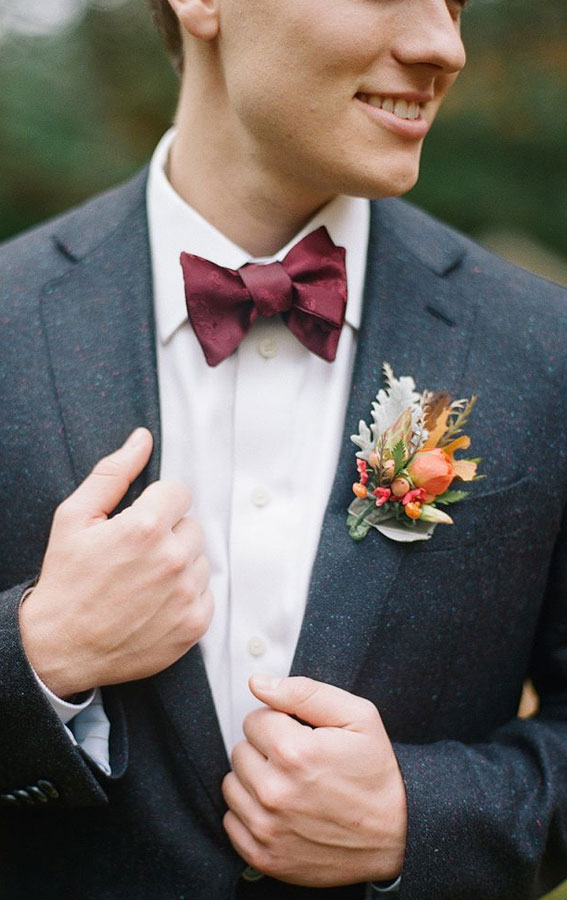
[167,0,220,41]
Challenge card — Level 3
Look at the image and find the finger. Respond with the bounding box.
[222,770,268,838]
[223,809,263,871]
[127,480,192,531]
[172,517,206,559]
[60,428,153,526]
[248,675,380,732]
[230,739,270,794]
[187,552,211,593]
[242,707,306,763]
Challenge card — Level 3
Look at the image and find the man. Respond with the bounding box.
[1,0,566,897]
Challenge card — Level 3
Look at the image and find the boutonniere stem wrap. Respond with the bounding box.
[347,363,482,543]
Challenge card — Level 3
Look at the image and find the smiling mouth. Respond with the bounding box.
[356,94,423,121]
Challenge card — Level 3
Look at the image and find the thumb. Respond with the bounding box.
[61,428,154,526]
[249,674,379,732]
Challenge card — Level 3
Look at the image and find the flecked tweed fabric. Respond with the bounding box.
[1,169,567,899]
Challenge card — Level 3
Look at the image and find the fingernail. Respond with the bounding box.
[251,674,281,692]
[125,428,147,447]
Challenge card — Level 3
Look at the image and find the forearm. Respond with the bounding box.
[394,714,567,899]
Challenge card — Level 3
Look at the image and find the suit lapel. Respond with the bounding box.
[41,171,230,832]
[40,171,161,493]
[291,199,478,691]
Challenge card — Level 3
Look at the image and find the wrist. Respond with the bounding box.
[369,765,407,882]
[19,588,92,699]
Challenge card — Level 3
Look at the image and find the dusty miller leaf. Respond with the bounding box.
[435,489,469,505]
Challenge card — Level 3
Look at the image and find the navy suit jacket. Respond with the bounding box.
[1,170,567,899]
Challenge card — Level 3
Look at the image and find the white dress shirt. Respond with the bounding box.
[44,128,370,757]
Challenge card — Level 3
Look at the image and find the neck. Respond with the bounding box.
[168,80,334,258]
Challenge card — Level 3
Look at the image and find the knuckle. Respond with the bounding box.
[358,696,380,723]
[91,457,129,492]
[252,845,277,874]
[195,553,211,584]
[187,598,213,640]
[276,740,304,771]
[169,480,192,509]
[242,708,261,735]
[163,545,187,575]
[132,512,161,542]
[186,519,205,553]
[229,743,243,772]
[53,499,75,527]
[92,455,122,477]
[257,779,285,813]
[291,676,319,708]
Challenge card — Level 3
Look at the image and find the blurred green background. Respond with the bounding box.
[0,1,566,896]
[0,0,566,285]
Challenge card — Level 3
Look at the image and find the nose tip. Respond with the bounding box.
[394,5,467,75]
[444,30,467,75]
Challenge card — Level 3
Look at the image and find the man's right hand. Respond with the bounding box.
[19,428,213,699]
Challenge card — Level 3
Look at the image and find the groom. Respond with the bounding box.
[1,0,567,897]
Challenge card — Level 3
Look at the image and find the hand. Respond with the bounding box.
[19,428,213,698]
[222,675,407,887]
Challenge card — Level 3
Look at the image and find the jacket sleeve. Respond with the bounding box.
[394,511,567,900]
[0,581,128,810]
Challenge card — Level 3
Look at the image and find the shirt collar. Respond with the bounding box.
[147,128,370,345]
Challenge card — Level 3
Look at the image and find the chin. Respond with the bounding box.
[366,156,422,199]
[326,153,422,202]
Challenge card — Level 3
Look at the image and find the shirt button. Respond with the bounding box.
[247,636,266,658]
[251,487,271,507]
[258,336,278,359]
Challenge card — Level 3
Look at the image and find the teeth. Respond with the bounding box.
[394,99,409,119]
[360,94,422,120]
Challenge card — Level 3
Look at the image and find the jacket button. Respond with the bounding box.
[241,866,264,882]
[14,789,34,806]
[27,785,49,804]
[0,793,19,807]
[36,780,59,799]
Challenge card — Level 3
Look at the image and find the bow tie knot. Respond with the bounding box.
[180,226,347,366]
[240,261,294,318]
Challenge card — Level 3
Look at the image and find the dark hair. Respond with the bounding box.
[147,0,183,74]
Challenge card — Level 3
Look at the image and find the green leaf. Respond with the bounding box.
[346,515,371,541]
[391,439,407,475]
[435,489,469,505]
[365,505,396,526]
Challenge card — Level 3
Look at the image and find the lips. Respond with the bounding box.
[356,93,422,121]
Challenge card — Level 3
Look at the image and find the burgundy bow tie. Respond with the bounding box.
[180,226,347,367]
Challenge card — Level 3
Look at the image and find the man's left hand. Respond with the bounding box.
[222,675,407,887]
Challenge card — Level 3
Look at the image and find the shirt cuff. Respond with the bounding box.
[32,667,96,725]
[369,875,402,894]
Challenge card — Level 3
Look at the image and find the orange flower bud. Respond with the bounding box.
[404,501,422,519]
[391,477,410,498]
[407,448,454,498]
[352,482,368,499]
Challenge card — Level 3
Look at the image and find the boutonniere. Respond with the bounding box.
[347,363,481,543]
